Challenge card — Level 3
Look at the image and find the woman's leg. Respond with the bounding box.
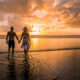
[24,49,26,54]
[24,49,27,56]
[24,48,29,57]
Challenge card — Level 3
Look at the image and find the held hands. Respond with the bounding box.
[18,40,20,43]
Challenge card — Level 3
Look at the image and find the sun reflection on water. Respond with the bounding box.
[32,38,38,46]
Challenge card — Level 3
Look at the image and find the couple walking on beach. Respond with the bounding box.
[6,26,30,57]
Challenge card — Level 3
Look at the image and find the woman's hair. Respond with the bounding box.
[23,27,28,32]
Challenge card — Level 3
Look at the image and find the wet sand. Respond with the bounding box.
[0,50,80,80]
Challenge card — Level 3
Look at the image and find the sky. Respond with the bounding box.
[0,0,80,35]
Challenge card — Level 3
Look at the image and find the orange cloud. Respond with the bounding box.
[33,10,47,18]
[0,0,80,34]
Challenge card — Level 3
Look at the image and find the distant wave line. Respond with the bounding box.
[0,47,80,54]
[1,35,80,39]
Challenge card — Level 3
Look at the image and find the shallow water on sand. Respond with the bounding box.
[1,38,80,52]
[0,51,80,80]
[0,38,80,80]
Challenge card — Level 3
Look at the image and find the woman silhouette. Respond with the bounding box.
[19,27,30,57]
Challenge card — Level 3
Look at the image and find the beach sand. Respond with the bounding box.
[0,50,80,80]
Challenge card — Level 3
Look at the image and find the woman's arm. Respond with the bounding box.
[28,33,31,44]
[19,34,23,43]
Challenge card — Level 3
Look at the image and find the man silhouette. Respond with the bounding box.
[6,26,19,57]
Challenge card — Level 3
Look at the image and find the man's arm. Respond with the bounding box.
[14,33,19,42]
[6,32,9,43]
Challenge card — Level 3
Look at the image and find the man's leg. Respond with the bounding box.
[8,48,10,57]
[12,48,14,57]
[12,40,15,57]
[8,40,11,57]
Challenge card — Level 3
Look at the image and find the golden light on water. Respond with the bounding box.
[31,38,39,49]
[32,38,38,45]
[30,26,40,46]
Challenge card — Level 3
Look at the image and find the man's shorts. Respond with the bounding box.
[8,40,15,48]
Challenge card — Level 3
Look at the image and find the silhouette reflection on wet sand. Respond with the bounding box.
[7,55,31,80]
[21,55,30,80]
[7,57,16,80]
[2,51,80,80]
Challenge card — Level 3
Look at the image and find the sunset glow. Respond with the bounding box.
[33,10,47,18]
[0,1,80,80]
[0,0,80,35]
[30,32,40,35]
[32,26,39,32]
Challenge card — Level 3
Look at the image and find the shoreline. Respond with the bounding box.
[0,47,80,54]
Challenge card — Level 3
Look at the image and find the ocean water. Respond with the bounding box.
[0,37,80,80]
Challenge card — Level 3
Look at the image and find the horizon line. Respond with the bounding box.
[1,35,80,38]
